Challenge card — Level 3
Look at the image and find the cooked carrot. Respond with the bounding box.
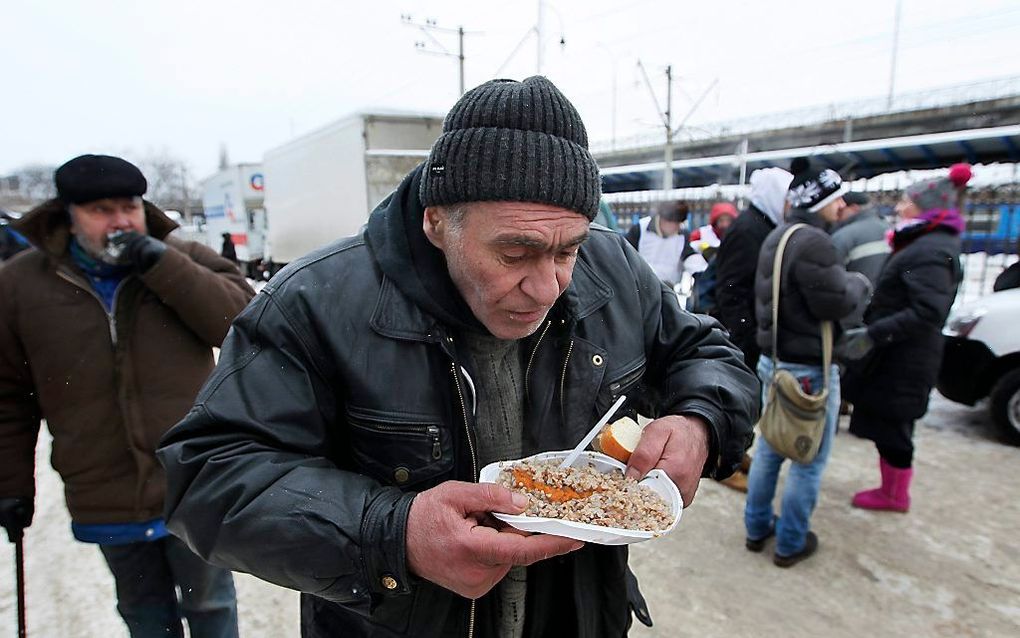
[511,467,602,503]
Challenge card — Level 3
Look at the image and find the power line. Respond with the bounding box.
[400,15,481,96]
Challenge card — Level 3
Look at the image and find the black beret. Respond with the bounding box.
[54,155,147,205]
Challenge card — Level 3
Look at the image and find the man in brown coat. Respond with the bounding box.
[0,155,254,638]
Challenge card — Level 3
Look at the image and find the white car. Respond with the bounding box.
[938,288,1020,445]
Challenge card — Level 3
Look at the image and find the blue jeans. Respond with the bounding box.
[744,356,840,557]
[99,534,239,638]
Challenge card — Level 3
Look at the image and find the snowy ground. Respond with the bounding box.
[2,392,1018,637]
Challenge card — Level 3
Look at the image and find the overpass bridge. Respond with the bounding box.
[594,76,1020,193]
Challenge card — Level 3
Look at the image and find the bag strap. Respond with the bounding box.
[770,224,834,390]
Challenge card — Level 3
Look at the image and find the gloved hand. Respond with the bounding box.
[0,497,33,542]
[841,326,874,361]
[106,231,167,272]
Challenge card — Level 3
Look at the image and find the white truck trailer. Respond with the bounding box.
[262,111,444,266]
[199,163,266,275]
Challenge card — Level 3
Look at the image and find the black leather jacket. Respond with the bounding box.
[157,170,758,638]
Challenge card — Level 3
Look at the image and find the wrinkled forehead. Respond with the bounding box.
[466,201,590,249]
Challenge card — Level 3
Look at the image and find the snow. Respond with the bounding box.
[0,431,299,637]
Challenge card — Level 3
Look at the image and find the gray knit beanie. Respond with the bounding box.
[419,76,601,220]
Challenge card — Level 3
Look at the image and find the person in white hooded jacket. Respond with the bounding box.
[715,167,794,371]
[708,167,793,493]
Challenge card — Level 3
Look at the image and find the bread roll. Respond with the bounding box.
[594,416,642,463]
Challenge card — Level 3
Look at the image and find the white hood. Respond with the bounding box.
[749,167,794,225]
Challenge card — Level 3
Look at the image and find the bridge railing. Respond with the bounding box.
[591,74,1020,154]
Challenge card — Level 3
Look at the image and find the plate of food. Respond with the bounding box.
[478,449,682,545]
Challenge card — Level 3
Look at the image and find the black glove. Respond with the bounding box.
[107,231,167,272]
[0,497,33,542]
[840,326,875,361]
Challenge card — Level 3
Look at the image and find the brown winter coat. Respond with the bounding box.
[0,199,254,524]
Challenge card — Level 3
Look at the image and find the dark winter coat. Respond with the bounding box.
[715,205,776,367]
[0,200,254,524]
[755,210,869,364]
[843,228,963,421]
[157,166,760,638]
[220,235,237,261]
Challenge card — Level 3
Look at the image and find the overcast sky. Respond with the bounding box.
[4,0,1020,179]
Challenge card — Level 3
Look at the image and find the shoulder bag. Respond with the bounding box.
[757,224,833,464]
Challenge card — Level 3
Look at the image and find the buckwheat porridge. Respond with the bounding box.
[498,459,673,532]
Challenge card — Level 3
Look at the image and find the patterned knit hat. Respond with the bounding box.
[786,157,848,213]
[906,163,973,212]
[419,76,601,220]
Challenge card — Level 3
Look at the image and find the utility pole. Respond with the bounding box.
[737,138,749,188]
[638,60,674,193]
[594,43,618,151]
[536,0,544,74]
[664,65,673,192]
[494,1,564,78]
[638,64,719,196]
[887,0,903,110]
[401,15,476,96]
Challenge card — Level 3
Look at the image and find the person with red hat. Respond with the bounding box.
[841,163,970,513]
[684,202,739,315]
[692,201,739,248]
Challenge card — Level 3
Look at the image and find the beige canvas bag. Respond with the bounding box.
[757,224,833,464]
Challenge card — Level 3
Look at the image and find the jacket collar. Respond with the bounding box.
[786,207,831,231]
[369,242,614,343]
[12,198,179,258]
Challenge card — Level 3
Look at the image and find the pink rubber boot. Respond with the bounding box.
[852,458,911,512]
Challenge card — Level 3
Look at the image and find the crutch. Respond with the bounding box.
[10,527,27,638]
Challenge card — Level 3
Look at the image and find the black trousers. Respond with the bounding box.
[848,409,915,468]
[98,534,239,638]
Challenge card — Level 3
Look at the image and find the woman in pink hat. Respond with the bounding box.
[841,164,971,512]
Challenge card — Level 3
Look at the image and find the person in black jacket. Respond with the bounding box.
[716,167,793,371]
[744,159,869,568]
[842,165,969,513]
[157,77,759,638]
[219,231,237,263]
[713,167,793,492]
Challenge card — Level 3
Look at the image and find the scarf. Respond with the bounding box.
[890,208,965,253]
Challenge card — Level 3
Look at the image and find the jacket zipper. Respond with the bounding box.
[524,319,552,397]
[559,339,574,417]
[609,362,645,399]
[449,360,478,638]
[348,421,442,460]
[56,270,121,346]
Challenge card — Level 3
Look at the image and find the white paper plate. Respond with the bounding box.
[478,450,683,545]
